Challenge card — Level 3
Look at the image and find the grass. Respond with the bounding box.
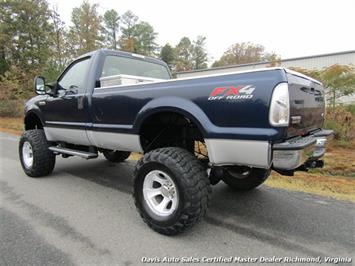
[266,172,355,202]
[1,116,354,202]
[0,117,23,135]
[310,144,355,177]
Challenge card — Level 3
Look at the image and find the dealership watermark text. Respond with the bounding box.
[141,256,352,264]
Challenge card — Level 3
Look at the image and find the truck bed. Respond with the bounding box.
[93,67,324,142]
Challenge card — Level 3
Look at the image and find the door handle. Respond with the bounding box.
[62,89,78,99]
[63,94,75,100]
[38,101,46,106]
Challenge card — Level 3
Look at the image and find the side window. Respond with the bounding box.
[58,58,91,93]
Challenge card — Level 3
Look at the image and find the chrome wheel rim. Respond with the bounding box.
[22,141,33,168]
[143,170,179,217]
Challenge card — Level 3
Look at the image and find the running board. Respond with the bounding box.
[49,146,98,159]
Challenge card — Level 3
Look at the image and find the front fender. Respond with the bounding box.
[24,98,46,128]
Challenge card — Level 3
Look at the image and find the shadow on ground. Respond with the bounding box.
[52,157,354,256]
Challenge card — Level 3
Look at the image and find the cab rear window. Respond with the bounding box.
[101,55,170,80]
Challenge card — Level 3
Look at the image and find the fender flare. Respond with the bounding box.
[133,97,212,136]
[24,107,45,129]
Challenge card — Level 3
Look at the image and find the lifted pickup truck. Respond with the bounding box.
[20,49,333,235]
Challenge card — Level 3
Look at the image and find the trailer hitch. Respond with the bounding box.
[273,159,324,176]
[298,159,324,171]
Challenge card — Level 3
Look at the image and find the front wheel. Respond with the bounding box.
[19,129,56,177]
[222,166,270,191]
[133,147,211,235]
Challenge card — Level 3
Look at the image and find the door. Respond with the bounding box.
[42,57,92,146]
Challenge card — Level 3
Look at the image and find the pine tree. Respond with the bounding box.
[68,0,104,56]
[160,44,176,70]
[103,9,120,50]
[119,10,138,52]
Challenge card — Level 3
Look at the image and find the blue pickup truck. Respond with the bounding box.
[20,49,333,235]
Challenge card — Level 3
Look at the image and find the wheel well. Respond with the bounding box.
[139,112,205,154]
[24,113,43,130]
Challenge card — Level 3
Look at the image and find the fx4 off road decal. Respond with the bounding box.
[208,85,255,101]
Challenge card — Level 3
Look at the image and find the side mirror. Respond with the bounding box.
[34,76,46,95]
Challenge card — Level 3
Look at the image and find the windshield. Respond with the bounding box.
[101,55,171,80]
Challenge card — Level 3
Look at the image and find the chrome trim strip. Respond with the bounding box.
[45,121,133,130]
[92,123,133,129]
[46,121,87,126]
[205,139,271,168]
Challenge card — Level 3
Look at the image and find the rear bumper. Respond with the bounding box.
[272,129,333,170]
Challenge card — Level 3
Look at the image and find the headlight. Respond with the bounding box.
[269,82,290,127]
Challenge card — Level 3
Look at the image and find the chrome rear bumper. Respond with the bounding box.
[272,129,333,170]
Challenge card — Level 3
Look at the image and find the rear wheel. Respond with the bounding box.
[103,150,131,162]
[222,166,270,191]
[19,129,55,177]
[133,147,211,235]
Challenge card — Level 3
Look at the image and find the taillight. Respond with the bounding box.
[269,82,290,127]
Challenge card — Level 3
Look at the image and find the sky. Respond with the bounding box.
[48,0,355,63]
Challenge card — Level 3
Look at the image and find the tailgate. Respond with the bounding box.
[286,70,325,138]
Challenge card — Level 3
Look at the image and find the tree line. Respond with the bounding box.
[0,0,282,101]
[0,0,353,108]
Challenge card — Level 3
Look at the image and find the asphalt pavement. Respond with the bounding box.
[0,132,354,265]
